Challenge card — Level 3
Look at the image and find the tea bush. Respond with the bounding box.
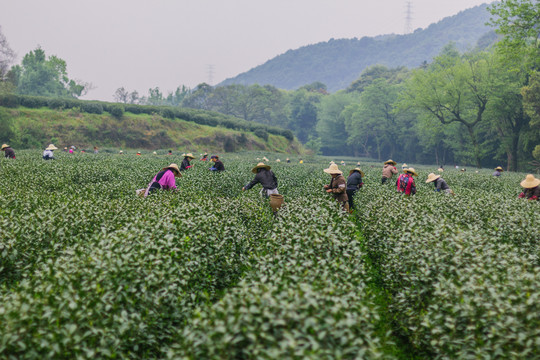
[355,168,539,358]
[0,153,537,359]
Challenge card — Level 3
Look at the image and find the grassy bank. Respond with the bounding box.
[0,106,303,154]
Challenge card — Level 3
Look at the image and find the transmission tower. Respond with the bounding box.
[404,1,413,34]
[206,64,215,85]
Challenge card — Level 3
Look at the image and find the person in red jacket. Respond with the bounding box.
[518,174,540,201]
[397,167,417,196]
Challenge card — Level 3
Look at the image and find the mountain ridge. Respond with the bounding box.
[220,4,494,92]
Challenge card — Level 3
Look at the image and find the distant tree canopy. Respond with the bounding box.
[10,47,90,98]
[488,0,540,68]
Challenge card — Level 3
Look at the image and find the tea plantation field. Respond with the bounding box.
[0,151,538,359]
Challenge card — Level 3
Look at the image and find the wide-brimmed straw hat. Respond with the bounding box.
[164,163,182,176]
[404,167,418,177]
[495,166,504,171]
[324,163,343,175]
[349,168,365,177]
[46,144,58,150]
[426,173,441,183]
[1,144,9,150]
[520,174,540,189]
[384,159,397,166]
[252,162,271,173]
[184,153,195,159]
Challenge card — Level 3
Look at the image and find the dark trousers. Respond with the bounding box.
[346,189,357,210]
[381,177,389,185]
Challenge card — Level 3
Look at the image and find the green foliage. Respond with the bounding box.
[12,47,88,98]
[253,128,268,141]
[488,0,540,69]
[355,167,539,359]
[109,104,124,119]
[0,154,537,359]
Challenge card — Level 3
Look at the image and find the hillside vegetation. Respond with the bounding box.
[220,4,495,92]
[0,95,301,153]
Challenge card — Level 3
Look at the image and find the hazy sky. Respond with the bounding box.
[1,0,493,101]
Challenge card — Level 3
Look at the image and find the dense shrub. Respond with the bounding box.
[109,104,124,119]
[81,102,103,114]
[254,128,269,141]
[0,94,19,108]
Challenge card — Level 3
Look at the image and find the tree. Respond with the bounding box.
[0,25,15,83]
[113,87,129,103]
[288,89,322,143]
[400,46,497,168]
[488,0,540,69]
[316,92,358,155]
[343,79,404,160]
[12,47,89,98]
[181,83,214,110]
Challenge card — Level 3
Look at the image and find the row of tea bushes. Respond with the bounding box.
[0,155,277,358]
[355,174,539,359]
[167,196,394,359]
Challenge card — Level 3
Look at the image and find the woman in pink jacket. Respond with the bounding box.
[144,163,182,197]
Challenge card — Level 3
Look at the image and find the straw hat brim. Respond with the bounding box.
[164,164,182,176]
[404,169,418,177]
[349,168,365,177]
[384,160,397,165]
[520,176,540,188]
[184,153,195,159]
[495,167,504,171]
[252,164,271,173]
[426,174,440,183]
[324,168,343,175]
[1,144,8,150]
[46,146,58,150]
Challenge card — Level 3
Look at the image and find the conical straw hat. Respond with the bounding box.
[520,174,540,189]
[324,163,342,175]
[426,173,441,183]
[252,162,271,173]
[46,144,58,150]
[495,166,504,171]
[349,168,365,177]
[404,167,418,177]
[164,163,182,176]
[384,159,396,165]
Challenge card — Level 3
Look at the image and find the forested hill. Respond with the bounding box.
[220,4,495,92]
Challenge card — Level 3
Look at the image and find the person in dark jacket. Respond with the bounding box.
[323,164,349,212]
[518,174,540,201]
[209,155,225,171]
[426,173,454,195]
[243,162,278,197]
[346,168,364,212]
[180,153,195,171]
[1,144,15,159]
